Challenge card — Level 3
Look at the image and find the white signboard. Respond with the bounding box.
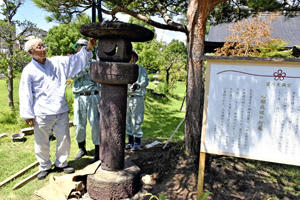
[201,59,300,166]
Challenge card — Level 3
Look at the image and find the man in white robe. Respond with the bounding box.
[19,37,97,180]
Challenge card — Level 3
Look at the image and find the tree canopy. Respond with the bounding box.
[33,0,188,33]
[127,17,187,93]
[158,40,187,93]
[33,0,300,34]
[209,0,300,25]
[0,0,37,107]
[44,14,91,56]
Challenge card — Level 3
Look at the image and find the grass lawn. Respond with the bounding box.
[1,75,299,199]
[0,76,186,200]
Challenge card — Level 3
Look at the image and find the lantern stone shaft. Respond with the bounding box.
[80,21,154,199]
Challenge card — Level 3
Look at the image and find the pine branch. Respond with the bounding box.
[102,6,188,34]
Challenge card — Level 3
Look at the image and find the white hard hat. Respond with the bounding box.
[76,38,88,45]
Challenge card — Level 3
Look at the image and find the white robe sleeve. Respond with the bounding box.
[19,67,35,120]
[59,46,93,79]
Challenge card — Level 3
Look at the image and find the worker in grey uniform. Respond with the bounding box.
[126,50,149,151]
[72,38,100,162]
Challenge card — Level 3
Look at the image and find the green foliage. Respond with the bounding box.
[133,39,187,94]
[0,20,15,40]
[145,193,168,200]
[158,40,187,94]
[198,192,211,200]
[148,73,155,82]
[65,79,74,115]
[128,17,155,33]
[156,82,167,94]
[159,194,168,200]
[0,53,8,73]
[0,0,37,107]
[129,17,162,74]
[32,0,300,33]
[33,0,187,23]
[0,76,28,131]
[133,39,163,73]
[44,24,78,56]
[11,48,32,72]
[33,0,88,23]
[44,14,91,56]
[0,48,31,76]
[0,106,26,128]
[209,0,300,25]
[143,82,186,142]
[247,0,290,14]
[255,39,294,58]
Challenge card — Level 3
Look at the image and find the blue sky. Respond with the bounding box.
[13,0,58,31]
[1,0,186,43]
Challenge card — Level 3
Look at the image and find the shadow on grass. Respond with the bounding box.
[68,157,96,170]
[169,93,184,101]
[143,91,185,141]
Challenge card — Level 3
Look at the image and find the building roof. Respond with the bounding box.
[206,14,300,48]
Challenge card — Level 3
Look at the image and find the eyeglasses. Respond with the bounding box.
[34,44,47,50]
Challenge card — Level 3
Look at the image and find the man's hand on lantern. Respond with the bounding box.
[86,38,97,51]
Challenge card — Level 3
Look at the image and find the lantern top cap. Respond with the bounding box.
[80,21,154,42]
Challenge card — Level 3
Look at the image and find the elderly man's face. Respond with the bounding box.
[29,41,47,64]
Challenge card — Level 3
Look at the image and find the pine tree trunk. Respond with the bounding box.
[166,69,170,93]
[185,0,225,157]
[7,46,14,108]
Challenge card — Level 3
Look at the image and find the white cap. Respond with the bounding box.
[24,37,43,53]
[76,38,88,45]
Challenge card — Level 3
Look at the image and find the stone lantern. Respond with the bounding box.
[80,21,154,200]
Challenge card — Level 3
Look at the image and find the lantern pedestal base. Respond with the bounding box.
[87,160,141,200]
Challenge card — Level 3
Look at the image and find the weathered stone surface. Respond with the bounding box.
[98,39,132,62]
[99,84,127,171]
[80,21,154,42]
[87,161,141,200]
[90,62,138,85]
[84,20,153,200]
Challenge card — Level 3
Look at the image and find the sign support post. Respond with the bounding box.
[197,152,206,199]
